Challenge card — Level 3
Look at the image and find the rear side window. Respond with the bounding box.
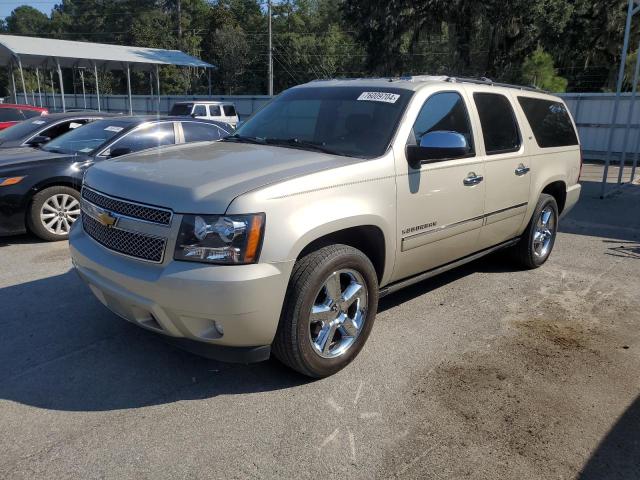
[517,97,578,148]
[473,93,520,154]
[223,105,237,116]
[111,122,175,153]
[410,91,474,153]
[182,122,223,142]
[193,105,207,117]
[208,105,221,116]
[0,109,24,121]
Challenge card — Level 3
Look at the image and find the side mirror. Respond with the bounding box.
[109,147,132,158]
[26,135,51,147]
[191,112,198,118]
[406,131,470,168]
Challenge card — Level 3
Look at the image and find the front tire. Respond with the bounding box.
[28,186,81,241]
[511,193,559,269]
[273,244,379,378]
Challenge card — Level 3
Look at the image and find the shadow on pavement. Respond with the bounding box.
[560,181,640,243]
[578,395,640,479]
[0,269,309,412]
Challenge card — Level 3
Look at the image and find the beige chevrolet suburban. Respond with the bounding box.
[69,76,581,378]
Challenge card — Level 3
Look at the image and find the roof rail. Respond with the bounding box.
[445,76,546,93]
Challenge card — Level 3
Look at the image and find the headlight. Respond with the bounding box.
[174,213,265,264]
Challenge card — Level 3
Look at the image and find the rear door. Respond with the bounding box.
[207,104,222,121]
[467,89,531,249]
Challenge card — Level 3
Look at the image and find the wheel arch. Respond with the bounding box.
[294,223,388,284]
[541,180,567,214]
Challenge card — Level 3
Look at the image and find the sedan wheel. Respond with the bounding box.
[40,193,80,236]
[28,186,81,241]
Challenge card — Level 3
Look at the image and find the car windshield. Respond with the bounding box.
[231,86,413,159]
[0,117,51,142]
[169,104,193,116]
[40,119,132,154]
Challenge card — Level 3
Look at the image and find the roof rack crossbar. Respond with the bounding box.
[445,76,546,93]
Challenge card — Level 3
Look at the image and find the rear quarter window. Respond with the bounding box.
[517,97,578,148]
[223,105,237,116]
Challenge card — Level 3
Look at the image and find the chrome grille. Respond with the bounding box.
[82,187,172,225]
[82,214,166,263]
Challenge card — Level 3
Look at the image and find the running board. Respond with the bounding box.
[379,238,520,297]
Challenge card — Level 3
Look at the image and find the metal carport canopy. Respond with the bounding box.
[0,34,214,115]
[0,34,213,70]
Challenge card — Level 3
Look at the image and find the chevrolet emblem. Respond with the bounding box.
[97,211,117,228]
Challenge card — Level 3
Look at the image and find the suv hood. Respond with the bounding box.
[84,141,361,213]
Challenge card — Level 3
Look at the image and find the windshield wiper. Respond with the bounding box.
[263,138,342,156]
[221,134,266,145]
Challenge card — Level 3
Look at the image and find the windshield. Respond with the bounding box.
[169,104,193,116]
[233,86,413,159]
[41,119,131,154]
[0,117,50,142]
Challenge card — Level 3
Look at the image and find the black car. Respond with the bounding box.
[0,112,118,150]
[0,116,233,241]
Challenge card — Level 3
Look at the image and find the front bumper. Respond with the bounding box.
[69,223,294,357]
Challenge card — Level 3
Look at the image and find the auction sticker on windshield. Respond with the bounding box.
[357,92,400,103]
[104,126,123,133]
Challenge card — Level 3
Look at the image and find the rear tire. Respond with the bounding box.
[28,186,81,241]
[273,244,379,378]
[510,193,559,269]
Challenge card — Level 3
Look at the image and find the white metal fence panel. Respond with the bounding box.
[560,93,639,161]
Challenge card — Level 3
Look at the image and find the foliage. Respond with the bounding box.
[0,0,634,99]
[522,47,568,92]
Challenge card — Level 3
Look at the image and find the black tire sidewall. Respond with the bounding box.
[292,247,378,377]
[28,186,80,241]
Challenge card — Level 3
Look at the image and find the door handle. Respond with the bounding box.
[463,172,484,186]
[515,164,530,176]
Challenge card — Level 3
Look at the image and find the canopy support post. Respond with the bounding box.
[17,56,28,105]
[36,67,43,107]
[126,63,133,115]
[80,68,87,110]
[93,63,101,112]
[208,68,212,96]
[50,70,56,111]
[156,64,161,116]
[10,62,17,104]
[56,59,66,112]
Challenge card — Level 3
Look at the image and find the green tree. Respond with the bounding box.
[521,47,568,92]
[6,5,50,34]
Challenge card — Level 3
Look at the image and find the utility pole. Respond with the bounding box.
[268,0,273,96]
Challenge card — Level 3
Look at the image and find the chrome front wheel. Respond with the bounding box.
[308,269,368,359]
